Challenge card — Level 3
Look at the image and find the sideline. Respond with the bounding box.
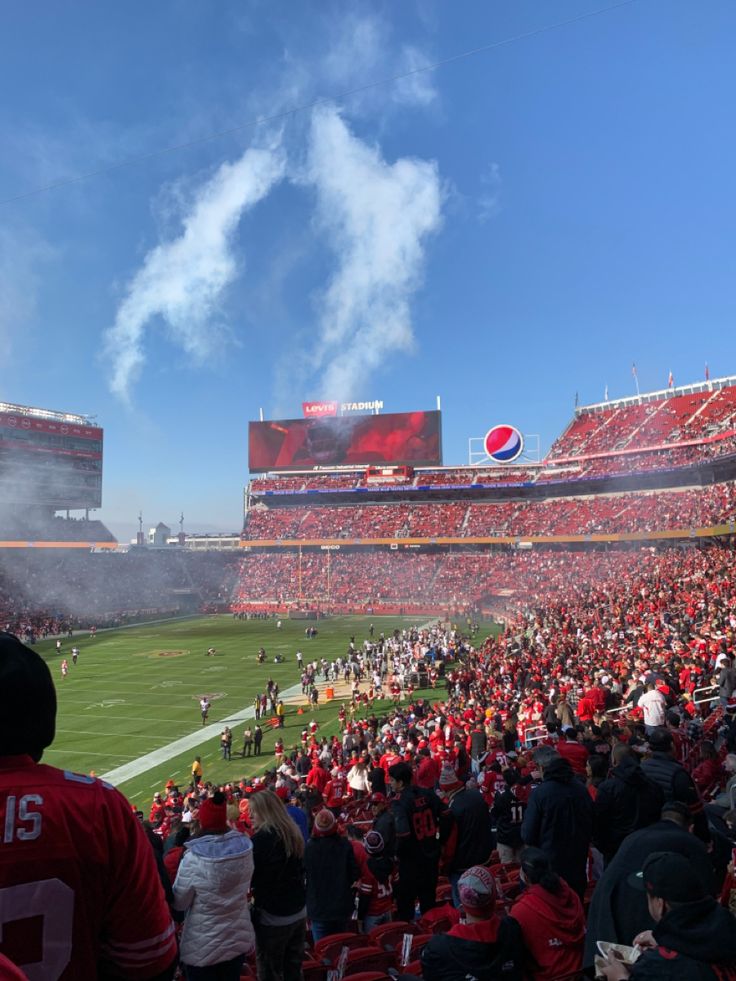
[100,677,305,787]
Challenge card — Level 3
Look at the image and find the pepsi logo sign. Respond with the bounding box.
[484,424,524,463]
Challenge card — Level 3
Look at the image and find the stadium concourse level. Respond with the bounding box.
[20,542,736,979]
[243,481,736,542]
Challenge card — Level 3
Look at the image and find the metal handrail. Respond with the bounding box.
[693,684,719,706]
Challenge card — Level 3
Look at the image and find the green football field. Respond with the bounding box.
[33,614,489,807]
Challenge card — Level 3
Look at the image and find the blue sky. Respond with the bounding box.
[1,0,734,539]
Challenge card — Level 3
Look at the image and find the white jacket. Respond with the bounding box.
[173,829,255,967]
[347,764,370,793]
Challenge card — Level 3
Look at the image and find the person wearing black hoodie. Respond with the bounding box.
[520,746,593,898]
[510,847,585,980]
[420,865,523,981]
[597,851,736,980]
[593,745,664,865]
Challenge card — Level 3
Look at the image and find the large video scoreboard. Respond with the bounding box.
[0,402,103,509]
[249,410,442,472]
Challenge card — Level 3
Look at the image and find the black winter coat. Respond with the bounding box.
[520,756,593,898]
[448,788,493,872]
[641,752,710,842]
[304,834,359,922]
[583,819,716,969]
[592,755,663,863]
[251,828,306,917]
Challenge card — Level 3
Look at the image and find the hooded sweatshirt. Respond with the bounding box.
[510,881,584,979]
[420,915,524,981]
[630,897,736,980]
[173,829,254,967]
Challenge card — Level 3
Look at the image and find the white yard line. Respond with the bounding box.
[100,679,304,787]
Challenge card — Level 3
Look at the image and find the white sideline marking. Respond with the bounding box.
[100,679,304,787]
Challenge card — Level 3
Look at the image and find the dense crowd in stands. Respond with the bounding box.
[242,481,736,542]
[172,541,736,978]
[547,383,736,461]
[9,534,736,979]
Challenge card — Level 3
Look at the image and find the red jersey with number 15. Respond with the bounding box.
[0,755,176,980]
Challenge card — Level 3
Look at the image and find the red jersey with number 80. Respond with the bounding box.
[0,755,176,980]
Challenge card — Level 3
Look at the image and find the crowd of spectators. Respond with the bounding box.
[186,542,736,978]
[6,531,736,977]
[248,385,736,507]
[242,480,736,544]
[233,533,736,627]
[547,384,736,463]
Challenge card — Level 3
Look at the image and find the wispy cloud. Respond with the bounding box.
[478,162,502,222]
[0,227,53,361]
[393,44,438,108]
[305,105,443,399]
[104,138,286,401]
[319,13,437,114]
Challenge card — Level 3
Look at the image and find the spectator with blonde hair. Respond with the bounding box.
[248,790,306,981]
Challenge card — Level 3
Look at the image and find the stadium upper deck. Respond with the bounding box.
[248,376,736,503]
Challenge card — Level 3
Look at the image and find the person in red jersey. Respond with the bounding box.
[0,632,177,981]
[556,726,590,777]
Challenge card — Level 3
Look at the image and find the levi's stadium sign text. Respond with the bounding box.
[302,400,383,416]
[340,400,383,413]
[249,410,442,472]
[302,401,338,418]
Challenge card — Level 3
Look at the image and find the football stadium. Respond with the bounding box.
[3,377,736,976]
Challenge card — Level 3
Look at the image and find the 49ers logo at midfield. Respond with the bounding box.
[484,424,524,463]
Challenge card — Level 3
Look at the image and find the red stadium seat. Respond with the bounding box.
[313,932,376,965]
[367,921,420,948]
[342,947,396,973]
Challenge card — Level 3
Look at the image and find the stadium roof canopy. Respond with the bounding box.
[0,401,93,425]
[578,375,736,417]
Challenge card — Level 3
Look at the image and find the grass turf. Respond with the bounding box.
[34,614,486,806]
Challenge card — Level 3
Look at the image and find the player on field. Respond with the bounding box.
[60,658,69,679]
[0,632,177,980]
[71,646,79,665]
[200,696,210,725]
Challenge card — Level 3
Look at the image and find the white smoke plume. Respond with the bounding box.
[105,140,286,401]
[305,106,442,399]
